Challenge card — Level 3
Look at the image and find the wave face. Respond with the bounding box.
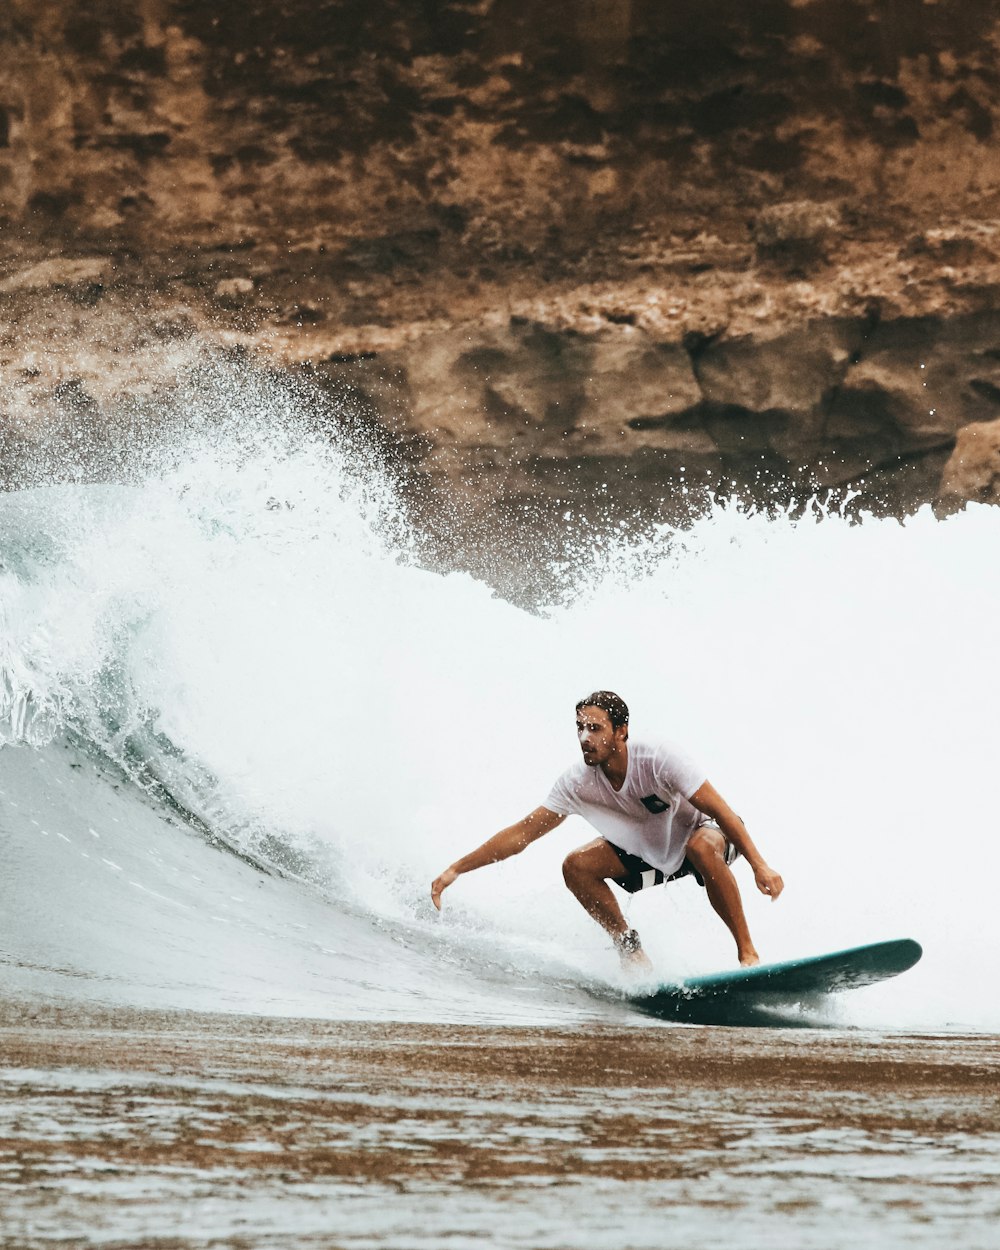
[2,355,998,1030]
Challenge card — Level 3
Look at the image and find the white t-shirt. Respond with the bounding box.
[544,739,708,876]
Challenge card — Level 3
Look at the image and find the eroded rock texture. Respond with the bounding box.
[2,0,1000,559]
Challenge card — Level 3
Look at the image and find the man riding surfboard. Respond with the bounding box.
[431,691,784,970]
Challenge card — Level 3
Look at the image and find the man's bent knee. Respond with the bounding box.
[685,827,728,869]
[562,848,598,890]
[562,850,582,886]
[563,841,622,889]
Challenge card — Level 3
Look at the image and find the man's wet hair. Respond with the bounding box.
[575,691,630,732]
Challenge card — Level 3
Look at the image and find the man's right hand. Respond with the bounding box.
[429,809,564,912]
[431,866,459,911]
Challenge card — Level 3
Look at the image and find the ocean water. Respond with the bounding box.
[2,355,998,1032]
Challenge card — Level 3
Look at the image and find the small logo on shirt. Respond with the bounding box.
[641,794,670,813]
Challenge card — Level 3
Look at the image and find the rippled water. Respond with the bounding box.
[2,1014,998,1250]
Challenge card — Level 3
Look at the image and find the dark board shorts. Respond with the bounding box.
[606,824,739,894]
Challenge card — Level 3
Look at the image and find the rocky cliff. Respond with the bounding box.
[2,0,1000,579]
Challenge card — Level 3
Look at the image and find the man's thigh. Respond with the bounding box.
[566,836,634,882]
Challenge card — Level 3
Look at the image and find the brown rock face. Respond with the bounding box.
[938,416,1000,507]
[4,0,999,249]
[2,0,1000,577]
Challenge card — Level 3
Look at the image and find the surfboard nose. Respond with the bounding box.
[892,938,923,971]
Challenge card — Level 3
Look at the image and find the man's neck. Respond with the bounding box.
[601,742,628,792]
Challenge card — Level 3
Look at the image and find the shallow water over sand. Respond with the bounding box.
[2,1006,998,1250]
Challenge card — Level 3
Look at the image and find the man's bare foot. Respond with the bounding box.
[614,929,654,975]
[621,947,654,976]
[739,950,760,968]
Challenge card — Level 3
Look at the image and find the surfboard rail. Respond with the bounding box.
[632,938,923,1026]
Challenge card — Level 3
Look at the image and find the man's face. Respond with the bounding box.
[576,705,624,767]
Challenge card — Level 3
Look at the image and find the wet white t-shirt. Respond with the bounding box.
[544,739,707,876]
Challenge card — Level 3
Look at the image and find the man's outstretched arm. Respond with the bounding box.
[431,806,567,910]
[689,780,784,900]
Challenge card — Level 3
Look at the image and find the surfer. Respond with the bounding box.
[430,691,784,971]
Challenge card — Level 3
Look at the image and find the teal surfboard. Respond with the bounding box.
[633,938,922,1026]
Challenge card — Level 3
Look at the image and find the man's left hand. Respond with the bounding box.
[754,864,784,900]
